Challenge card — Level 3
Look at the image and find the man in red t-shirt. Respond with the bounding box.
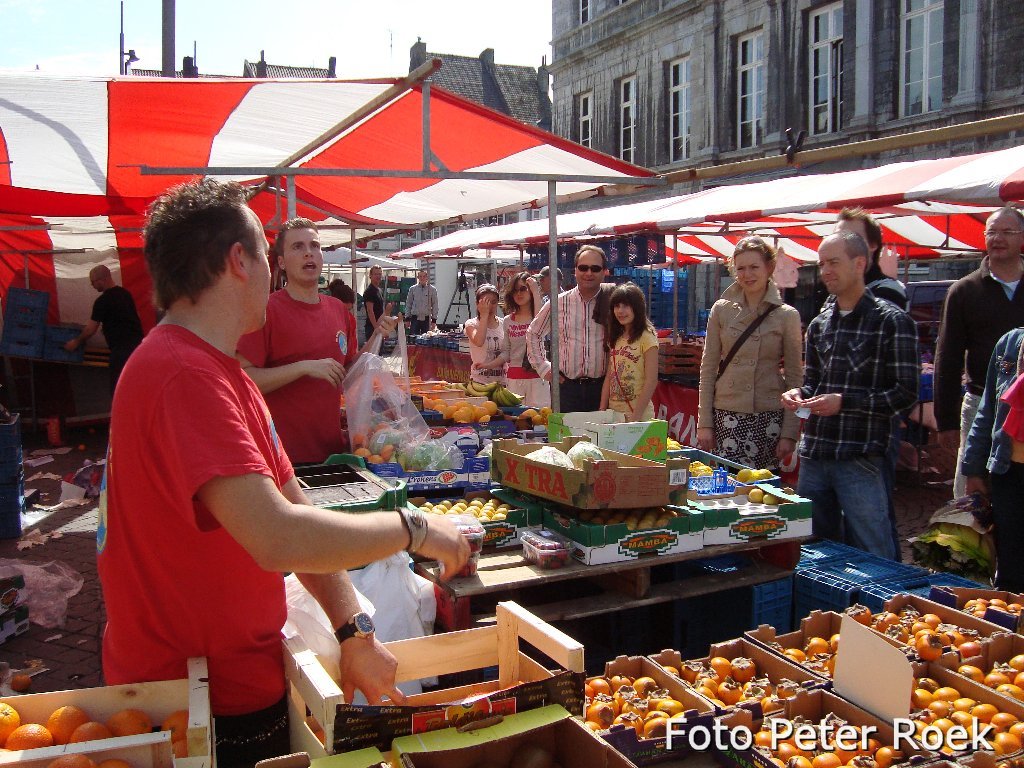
[237,219,395,464]
[98,181,468,767]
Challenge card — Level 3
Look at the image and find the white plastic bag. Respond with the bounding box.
[0,560,84,629]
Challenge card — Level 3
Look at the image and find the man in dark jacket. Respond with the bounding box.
[935,207,1024,498]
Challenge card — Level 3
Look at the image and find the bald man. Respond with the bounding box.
[65,265,144,393]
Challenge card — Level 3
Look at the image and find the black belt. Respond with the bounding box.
[563,376,602,384]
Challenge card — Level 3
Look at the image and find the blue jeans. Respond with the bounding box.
[798,455,897,560]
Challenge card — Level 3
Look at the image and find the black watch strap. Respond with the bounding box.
[335,611,375,643]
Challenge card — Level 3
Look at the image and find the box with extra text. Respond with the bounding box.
[490,436,689,510]
[687,483,812,545]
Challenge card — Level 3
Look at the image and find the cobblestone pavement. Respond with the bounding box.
[0,425,960,695]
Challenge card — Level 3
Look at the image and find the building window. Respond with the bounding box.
[578,91,593,149]
[619,76,636,163]
[669,57,691,162]
[809,3,843,135]
[901,0,943,116]
[737,31,765,148]
[580,0,590,24]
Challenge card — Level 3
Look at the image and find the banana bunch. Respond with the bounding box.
[492,385,523,407]
[463,381,523,406]
[464,381,498,397]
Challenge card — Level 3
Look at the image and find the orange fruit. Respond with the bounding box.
[958,665,985,683]
[161,709,189,741]
[971,703,999,723]
[5,723,55,750]
[9,674,31,693]
[105,708,152,737]
[587,677,611,696]
[69,721,114,743]
[874,746,904,768]
[46,757,97,768]
[993,732,1023,755]
[932,686,961,702]
[46,705,92,745]
[991,712,1020,732]
[0,702,21,745]
[812,752,842,768]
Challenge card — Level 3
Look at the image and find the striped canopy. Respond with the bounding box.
[0,73,650,328]
[395,144,1024,264]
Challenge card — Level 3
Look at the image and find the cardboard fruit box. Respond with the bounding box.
[594,654,715,765]
[649,639,826,716]
[934,631,1024,710]
[283,601,585,759]
[582,419,669,462]
[687,483,811,546]
[881,593,1013,641]
[394,704,636,768]
[546,410,623,442]
[542,504,704,565]
[489,436,689,510]
[0,657,212,768]
[746,609,909,680]
[926,586,1024,633]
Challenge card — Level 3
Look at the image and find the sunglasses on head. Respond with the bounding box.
[576,264,604,273]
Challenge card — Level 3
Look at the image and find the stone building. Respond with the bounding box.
[549,0,1024,182]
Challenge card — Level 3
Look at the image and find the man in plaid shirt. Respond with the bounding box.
[783,231,919,559]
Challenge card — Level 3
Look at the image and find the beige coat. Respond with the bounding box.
[698,281,804,441]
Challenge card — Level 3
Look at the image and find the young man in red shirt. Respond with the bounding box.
[236,218,395,463]
[98,181,468,766]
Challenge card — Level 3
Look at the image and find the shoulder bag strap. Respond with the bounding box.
[717,304,779,379]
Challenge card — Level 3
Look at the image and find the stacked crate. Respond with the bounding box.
[43,323,85,362]
[0,287,49,358]
[0,413,23,540]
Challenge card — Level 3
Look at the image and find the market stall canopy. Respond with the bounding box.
[395,144,1024,263]
[0,72,652,328]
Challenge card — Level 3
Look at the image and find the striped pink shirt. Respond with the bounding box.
[526,287,607,380]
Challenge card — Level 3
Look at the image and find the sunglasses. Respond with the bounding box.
[576,264,604,273]
[513,285,530,293]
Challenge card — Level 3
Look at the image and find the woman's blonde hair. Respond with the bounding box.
[726,236,777,276]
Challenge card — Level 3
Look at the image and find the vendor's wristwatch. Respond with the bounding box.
[398,506,429,554]
[335,611,375,644]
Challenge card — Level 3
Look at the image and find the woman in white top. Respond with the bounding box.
[476,272,549,407]
[466,283,506,386]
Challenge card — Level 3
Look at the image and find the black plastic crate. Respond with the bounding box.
[0,445,22,484]
[0,415,20,449]
[0,477,25,540]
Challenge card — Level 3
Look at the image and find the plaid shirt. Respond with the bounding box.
[800,292,920,461]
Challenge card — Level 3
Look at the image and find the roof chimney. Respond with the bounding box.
[327,56,337,77]
[257,49,267,78]
[183,55,198,77]
[480,48,495,68]
[410,38,427,71]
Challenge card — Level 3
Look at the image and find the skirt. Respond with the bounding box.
[712,409,784,471]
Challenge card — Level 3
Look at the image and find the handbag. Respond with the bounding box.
[717,305,779,379]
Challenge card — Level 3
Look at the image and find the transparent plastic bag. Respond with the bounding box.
[344,349,463,472]
[0,559,84,628]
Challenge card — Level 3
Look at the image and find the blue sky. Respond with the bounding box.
[1,0,553,78]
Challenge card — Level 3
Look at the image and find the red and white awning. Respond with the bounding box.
[396,144,1024,262]
[0,74,651,326]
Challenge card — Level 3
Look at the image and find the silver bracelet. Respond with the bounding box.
[398,507,429,554]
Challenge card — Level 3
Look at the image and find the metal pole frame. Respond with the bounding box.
[547,181,560,412]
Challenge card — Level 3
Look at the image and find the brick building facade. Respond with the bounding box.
[549,0,1024,183]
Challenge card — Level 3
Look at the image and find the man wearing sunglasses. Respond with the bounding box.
[935,206,1024,498]
[526,245,613,412]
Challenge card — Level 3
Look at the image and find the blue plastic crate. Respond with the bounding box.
[0,478,25,540]
[926,572,986,590]
[0,415,20,450]
[0,334,44,359]
[43,324,85,363]
[3,288,49,326]
[794,556,928,617]
[797,540,865,570]
[0,445,22,484]
[859,577,931,613]
[752,576,794,633]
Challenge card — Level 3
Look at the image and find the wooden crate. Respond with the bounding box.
[0,658,212,768]
[657,341,703,376]
[283,601,584,759]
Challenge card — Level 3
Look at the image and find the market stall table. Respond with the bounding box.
[416,538,804,632]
